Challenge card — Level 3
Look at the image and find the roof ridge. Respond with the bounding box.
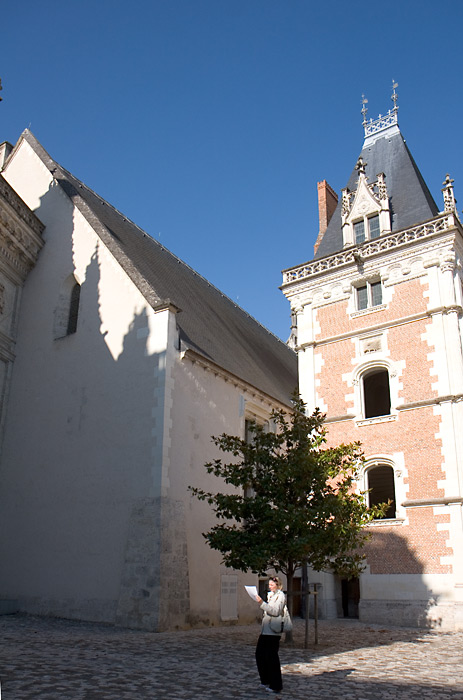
[63,168,289,346]
[21,129,292,351]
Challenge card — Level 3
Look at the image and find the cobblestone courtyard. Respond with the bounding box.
[1,614,462,699]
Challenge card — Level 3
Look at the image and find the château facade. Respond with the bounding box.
[0,130,297,631]
[1,92,462,631]
[282,94,463,629]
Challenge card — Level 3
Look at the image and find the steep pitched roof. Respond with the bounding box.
[314,127,439,259]
[17,130,297,406]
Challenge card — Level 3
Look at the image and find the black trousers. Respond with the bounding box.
[255,633,282,692]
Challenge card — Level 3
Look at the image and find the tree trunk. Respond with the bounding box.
[284,567,295,645]
[302,559,310,649]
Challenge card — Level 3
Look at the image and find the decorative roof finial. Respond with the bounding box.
[355,156,367,175]
[361,94,368,126]
[391,80,398,115]
[363,82,399,141]
[442,173,457,214]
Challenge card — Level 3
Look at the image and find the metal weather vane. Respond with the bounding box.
[391,79,398,114]
[361,94,368,126]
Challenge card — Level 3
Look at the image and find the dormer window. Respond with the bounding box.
[369,214,380,239]
[342,167,391,248]
[353,214,380,245]
[354,220,365,245]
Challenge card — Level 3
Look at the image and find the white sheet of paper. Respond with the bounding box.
[245,585,259,601]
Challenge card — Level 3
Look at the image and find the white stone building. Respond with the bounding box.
[0,130,297,631]
[0,150,44,490]
[3,93,462,633]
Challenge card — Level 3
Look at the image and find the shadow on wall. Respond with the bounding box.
[305,529,434,628]
[358,526,446,629]
[0,178,190,631]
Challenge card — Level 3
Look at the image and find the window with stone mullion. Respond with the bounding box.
[370,281,382,306]
[354,220,365,244]
[369,215,380,239]
[357,285,368,310]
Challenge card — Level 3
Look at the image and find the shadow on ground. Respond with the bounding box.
[1,614,463,699]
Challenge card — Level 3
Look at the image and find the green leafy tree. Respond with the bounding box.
[190,394,386,619]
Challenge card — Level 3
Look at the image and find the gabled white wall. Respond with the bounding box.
[0,140,172,623]
[0,140,278,630]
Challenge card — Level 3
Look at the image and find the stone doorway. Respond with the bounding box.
[341,577,360,618]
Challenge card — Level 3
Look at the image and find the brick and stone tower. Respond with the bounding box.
[281,87,463,629]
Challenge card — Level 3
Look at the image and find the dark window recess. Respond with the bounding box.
[363,369,390,418]
[67,282,81,335]
[368,465,396,518]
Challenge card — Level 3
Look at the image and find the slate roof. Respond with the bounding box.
[314,126,439,259]
[19,130,297,406]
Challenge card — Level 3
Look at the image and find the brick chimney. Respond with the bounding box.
[313,180,338,255]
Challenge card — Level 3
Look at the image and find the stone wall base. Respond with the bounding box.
[359,599,463,631]
[0,599,19,615]
[14,597,117,624]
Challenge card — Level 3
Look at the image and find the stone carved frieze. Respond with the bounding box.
[0,275,17,336]
[0,175,43,238]
[282,214,457,286]
[0,175,44,282]
[0,283,5,314]
[0,214,43,279]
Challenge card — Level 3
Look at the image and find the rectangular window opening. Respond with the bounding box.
[357,285,368,310]
[370,281,382,306]
[354,220,365,245]
[369,215,380,239]
[356,280,382,311]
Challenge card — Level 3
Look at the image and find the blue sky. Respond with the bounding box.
[2,1,462,341]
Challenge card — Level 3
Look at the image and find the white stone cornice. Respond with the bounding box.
[282,214,461,291]
[284,238,461,313]
[402,497,463,508]
[180,348,291,412]
[295,305,461,351]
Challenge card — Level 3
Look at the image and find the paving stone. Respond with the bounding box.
[0,615,462,698]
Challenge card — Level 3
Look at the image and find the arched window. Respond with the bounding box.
[54,275,81,339]
[67,281,81,335]
[363,368,390,418]
[367,465,396,519]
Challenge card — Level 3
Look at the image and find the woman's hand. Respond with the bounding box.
[256,595,263,604]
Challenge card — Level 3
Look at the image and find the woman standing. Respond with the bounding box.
[255,576,285,695]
